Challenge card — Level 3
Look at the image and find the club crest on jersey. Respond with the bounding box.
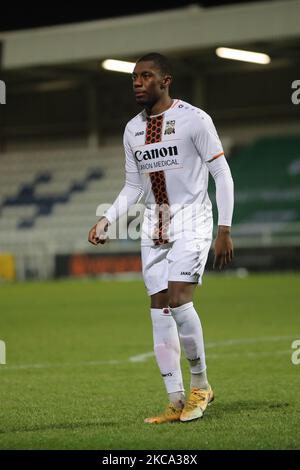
[164,120,175,135]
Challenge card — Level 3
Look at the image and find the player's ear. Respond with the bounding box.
[161,74,172,89]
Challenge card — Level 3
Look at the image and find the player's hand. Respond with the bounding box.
[213,226,233,270]
[88,217,109,245]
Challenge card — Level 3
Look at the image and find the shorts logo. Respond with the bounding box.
[164,120,175,135]
[163,308,170,315]
[135,130,144,136]
[181,271,191,275]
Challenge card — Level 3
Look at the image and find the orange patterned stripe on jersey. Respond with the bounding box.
[209,151,224,162]
[145,115,170,245]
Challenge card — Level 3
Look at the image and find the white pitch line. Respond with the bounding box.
[0,335,296,371]
[205,335,297,349]
[129,352,155,363]
[207,349,290,359]
[0,359,125,371]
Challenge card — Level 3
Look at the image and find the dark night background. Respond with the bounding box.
[0,1,271,32]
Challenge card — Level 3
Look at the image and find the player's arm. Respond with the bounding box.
[88,124,143,246]
[207,154,234,269]
[191,111,234,269]
[88,171,143,245]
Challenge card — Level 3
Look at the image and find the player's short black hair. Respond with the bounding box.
[136,52,172,76]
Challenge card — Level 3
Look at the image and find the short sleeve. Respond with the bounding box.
[124,124,139,173]
[191,111,224,163]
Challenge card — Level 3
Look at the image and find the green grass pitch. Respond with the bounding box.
[0,273,299,449]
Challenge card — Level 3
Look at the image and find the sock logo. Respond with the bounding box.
[188,357,201,367]
[162,372,173,377]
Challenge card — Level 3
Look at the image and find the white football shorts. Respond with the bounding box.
[141,237,212,296]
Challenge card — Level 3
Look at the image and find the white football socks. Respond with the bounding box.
[150,308,185,407]
[170,302,209,390]
[191,370,209,390]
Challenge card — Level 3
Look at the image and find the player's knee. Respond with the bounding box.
[169,296,185,309]
[169,291,194,308]
[151,300,169,309]
[151,299,168,309]
[151,291,169,309]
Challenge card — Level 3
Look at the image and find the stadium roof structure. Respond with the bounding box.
[0,0,300,70]
[0,1,276,32]
[0,0,299,132]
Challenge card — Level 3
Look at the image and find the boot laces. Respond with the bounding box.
[185,388,207,411]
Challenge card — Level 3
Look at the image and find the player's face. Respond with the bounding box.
[132,61,169,107]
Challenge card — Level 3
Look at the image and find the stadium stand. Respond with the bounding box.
[211,136,300,244]
[1,136,300,255]
[0,146,127,255]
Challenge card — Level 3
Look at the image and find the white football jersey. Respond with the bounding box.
[124,99,224,246]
